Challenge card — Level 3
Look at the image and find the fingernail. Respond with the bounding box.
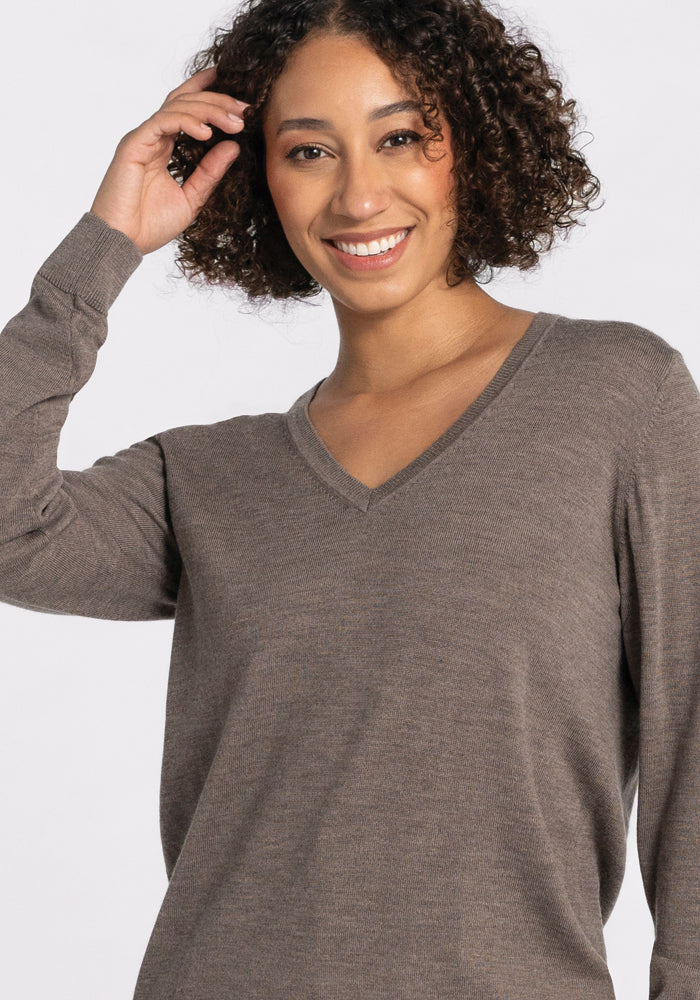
[228,113,244,123]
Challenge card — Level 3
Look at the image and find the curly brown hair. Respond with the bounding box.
[168,0,602,301]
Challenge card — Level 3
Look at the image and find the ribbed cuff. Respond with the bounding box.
[37,212,144,315]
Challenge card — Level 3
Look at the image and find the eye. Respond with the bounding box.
[285,144,329,162]
[381,129,422,150]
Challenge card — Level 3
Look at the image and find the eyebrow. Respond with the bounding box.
[276,99,423,137]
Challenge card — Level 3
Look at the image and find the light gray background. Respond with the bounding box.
[1,0,697,996]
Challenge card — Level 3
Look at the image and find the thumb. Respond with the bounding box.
[182,141,241,215]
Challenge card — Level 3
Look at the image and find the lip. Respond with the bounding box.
[323,227,414,272]
[324,226,413,243]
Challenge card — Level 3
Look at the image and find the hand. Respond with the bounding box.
[90,67,248,255]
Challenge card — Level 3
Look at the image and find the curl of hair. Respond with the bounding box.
[168,0,602,301]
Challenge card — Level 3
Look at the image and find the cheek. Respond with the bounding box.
[404,151,456,221]
[266,165,316,240]
[432,156,456,207]
[265,170,316,265]
[432,163,458,234]
[264,160,289,222]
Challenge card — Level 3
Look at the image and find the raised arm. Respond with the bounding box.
[0,68,248,620]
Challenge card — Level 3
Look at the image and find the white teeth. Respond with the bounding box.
[332,229,409,257]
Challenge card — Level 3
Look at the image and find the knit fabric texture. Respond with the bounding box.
[2,212,700,1000]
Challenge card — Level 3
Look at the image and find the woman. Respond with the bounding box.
[1,0,698,998]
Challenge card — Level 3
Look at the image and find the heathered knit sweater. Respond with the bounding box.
[2,211,700,1000]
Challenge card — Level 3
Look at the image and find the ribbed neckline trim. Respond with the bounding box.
[285,310,560,512]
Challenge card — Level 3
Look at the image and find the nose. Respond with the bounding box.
[330,150,391,221]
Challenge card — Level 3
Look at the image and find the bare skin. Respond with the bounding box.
[305,307,535,488]
[89,39,536,491]
[263,33,536,488]
[90,67,247,254]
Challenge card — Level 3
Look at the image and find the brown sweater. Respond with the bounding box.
[2,211,700,1000]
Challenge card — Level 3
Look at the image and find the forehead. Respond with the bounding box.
[264,32,416,123]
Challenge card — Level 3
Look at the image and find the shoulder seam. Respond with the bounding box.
[616,348,681,626]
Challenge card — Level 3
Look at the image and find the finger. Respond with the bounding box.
[166,66,218,100]
[116,111,213,159]
[158,108,245,142]
[181,141,241,214]
[167,93,249,122]
[166,66,250,112]
[133,110,214,144]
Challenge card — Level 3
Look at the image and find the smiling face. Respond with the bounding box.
[263,32,459,317]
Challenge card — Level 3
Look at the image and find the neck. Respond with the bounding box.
[325,278,514,399]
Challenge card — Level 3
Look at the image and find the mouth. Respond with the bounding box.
[323,228,412,258]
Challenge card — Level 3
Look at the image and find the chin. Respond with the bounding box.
[309,270,416,314]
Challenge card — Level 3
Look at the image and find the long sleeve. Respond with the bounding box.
[0,212,181,621]
[617,348,700,999]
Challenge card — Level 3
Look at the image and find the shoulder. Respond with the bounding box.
[538,311,682,413]
[543,312,678,379]
[153,409,286,466]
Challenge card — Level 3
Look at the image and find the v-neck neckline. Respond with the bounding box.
[284,310,560,512]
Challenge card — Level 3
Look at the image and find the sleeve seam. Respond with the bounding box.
[68,294,77,398]
[616,350,679,628]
